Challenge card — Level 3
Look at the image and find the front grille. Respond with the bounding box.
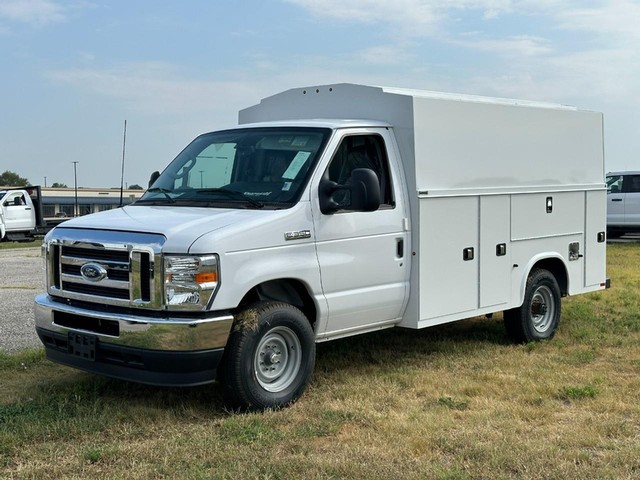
[46,229,165,309]
[59,245,132,301]
[61,281,131,299]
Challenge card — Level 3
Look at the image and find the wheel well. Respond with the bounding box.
[237,279,317,330]
[531,258,568,296]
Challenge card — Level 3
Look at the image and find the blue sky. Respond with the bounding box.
[1,0,639,188]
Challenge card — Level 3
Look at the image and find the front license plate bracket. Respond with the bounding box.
[68,332,97,362]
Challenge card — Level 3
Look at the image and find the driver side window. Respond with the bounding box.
[325,134,394,209]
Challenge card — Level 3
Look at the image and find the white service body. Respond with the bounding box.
[239,84,607,334]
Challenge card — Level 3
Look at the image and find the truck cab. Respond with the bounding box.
[606,171,640,238]
[0,188,37,240]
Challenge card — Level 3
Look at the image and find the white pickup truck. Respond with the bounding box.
[606,171,640,238]
[35,84,609,410]
[0,186,45,241]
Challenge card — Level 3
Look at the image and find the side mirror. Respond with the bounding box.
[350,168,381,212]
[148,171,160,188]
[319,168,381,214]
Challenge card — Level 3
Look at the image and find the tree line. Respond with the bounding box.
[0,170,142,189]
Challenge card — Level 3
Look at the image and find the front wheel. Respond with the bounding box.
[221,301,315,410]
[504,268,561,343]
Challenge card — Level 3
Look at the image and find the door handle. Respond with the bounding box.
[396,238,404,258]
[611,199,622,202]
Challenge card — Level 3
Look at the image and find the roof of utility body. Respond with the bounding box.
[607,171,640,176]
[379,85,578,111]
[227,119,393,130]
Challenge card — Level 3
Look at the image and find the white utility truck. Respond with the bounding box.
[35,84,608,410]
[0,186,46,241]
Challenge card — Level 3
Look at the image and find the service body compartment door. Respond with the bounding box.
[585,190,607,287]
[480,195,511,308]
[419,196,479,322]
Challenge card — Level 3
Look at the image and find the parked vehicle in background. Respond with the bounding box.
[606,171,640,238]
[0,186,46,241]
[35,84,609,410]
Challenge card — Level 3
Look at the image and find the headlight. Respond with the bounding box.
[164,254,219,310]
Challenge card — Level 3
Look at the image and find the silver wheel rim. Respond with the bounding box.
[254,326,302,392]
[530,285,555,333]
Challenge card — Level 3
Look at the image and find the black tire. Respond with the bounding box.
[221,301,315,410]
[504,268,561,343]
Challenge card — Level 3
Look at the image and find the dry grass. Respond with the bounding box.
[0,240,39,250]
[1,244,640,479]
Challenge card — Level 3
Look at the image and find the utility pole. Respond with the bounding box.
[44,176,47,187]
[120,120,127,207]
[72,161,79,217]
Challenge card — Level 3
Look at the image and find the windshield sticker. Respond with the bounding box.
[291,137,309,148]
[244,191,272,197]
[282,182,292,191]
[282,151,311,180]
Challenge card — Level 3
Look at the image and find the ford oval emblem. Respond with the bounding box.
[80,262,108,282]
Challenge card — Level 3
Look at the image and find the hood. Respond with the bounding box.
[55,205,279,250]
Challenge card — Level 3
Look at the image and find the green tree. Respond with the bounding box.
[0,170,29,186]
[128,184,144,190]
[50,182,68,188]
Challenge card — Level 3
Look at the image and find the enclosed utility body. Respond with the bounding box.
[240,84,607,330]
[35,84,608,410]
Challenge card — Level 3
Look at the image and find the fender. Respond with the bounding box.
[214,243,330,332]
[516,252,569,307]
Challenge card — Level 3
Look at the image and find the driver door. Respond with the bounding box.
[312,129,409,336]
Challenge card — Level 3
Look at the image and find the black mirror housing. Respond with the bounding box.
[319,168,381,214]
[349,168,381,212]
[148,171,160,188]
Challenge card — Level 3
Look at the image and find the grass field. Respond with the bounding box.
[1,244,639,479]
[0,240,39,250]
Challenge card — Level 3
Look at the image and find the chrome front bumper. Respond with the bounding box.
[34,294,234,386]
[35,293,233,351]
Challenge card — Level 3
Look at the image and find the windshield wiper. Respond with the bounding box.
[141,187,176,204]
[196,188,264,209]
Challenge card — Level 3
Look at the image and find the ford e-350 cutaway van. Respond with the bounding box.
[35,84,609,410]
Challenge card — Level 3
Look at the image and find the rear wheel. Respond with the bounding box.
[504,268,561,343]
[221,301,315,410]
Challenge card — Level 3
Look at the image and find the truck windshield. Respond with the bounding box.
[137,127,331,209]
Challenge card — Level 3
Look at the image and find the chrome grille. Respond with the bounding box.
[60,245,131,299]
[46,228,165,309]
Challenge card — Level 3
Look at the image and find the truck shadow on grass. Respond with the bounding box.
[10,316,509,417]
[315,315,509,372]
[0,315,512,452]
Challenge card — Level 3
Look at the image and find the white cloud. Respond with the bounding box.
[47,62,259,116]
[455,33,552,57]
[357,44,416,65]
[286,0,444,36]
[555,0,640,43]
[0,0,65,26]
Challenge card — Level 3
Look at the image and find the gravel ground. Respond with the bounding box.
[0,246,44,353]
